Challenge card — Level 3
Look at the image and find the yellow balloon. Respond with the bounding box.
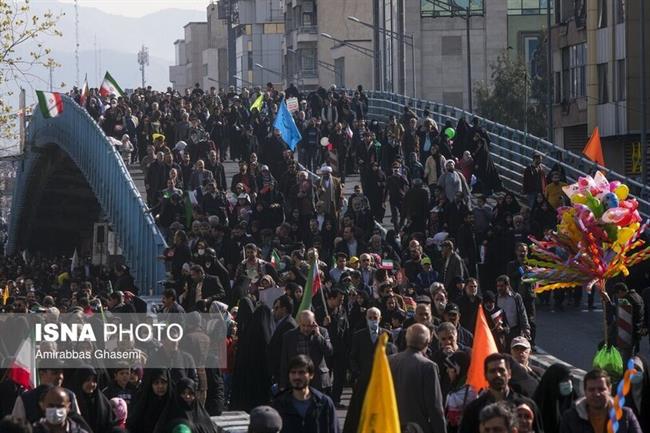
[571,193,587,204]
[617,227,635,245]
[615,184,629,201]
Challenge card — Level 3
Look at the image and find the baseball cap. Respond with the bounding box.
[444,303,460,314]
[421,257,432,265]
[511,336,531,350]
[349,256,359,265]
[249,405,283,433]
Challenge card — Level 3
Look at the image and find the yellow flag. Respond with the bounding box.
[250,93,264,112]
[2,286,9,305]
[358,332,400,433]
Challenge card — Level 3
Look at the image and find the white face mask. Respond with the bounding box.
[198,249,205,256]
[45,407,67,425]
[558,381,573,396]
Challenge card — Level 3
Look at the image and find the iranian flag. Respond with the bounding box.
[296,259,321,316]
[270,249,282,269]
[79,74,89,106]
[99,71,124,97]
[36,91,63,119]
[8,337,37,390]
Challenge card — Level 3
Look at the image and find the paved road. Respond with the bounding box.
[130,158,650,372]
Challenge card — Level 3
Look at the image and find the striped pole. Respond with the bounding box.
[616,300,634,352]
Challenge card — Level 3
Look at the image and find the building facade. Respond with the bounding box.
[233,0,285,88]
[551,0,650,175]
[404,0,508,109]
[283,0,373,91]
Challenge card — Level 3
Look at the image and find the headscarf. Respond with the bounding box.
[533,363,576,433]
[155,378,217,433]
[127,368,174,433]
[69,366,117,433]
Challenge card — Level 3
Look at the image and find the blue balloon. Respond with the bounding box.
[602,192,619,210]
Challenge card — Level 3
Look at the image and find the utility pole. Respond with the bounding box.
[227,0,237,87]
[641,0,648,185]
[372,0,383,91]
[137,45,149,88]
[466,5,472,112]
[74,0,80,87]
[546,0,553,142]
[397,0,406,95]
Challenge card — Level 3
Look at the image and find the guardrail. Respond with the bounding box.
[7,95,167,293]
[365,91,650,217]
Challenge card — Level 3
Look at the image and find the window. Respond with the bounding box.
[523,34,540,72]
[561,47,570,101]
[421,0,484,17]
[557,0,576,23]
[301,48,317,76]
[598,0,608,28]
[264,23,285,33]
[617,59,626,101]
[335,58,345,88]
[203,64,208,76]
[597,63,608,103]
[441,36,462,55]
[568,43,586,98]
[508,0,550,14]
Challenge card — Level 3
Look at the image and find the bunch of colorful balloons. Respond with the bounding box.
[524,171,650,294]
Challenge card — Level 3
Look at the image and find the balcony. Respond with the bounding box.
[296,25,319,43]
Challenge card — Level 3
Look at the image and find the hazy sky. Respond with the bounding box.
[57,0,208,17]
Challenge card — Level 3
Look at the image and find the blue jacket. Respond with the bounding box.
[273,387,340,433]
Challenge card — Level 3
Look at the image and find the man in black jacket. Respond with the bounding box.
[269,295,298,385]
[272,355,339,433]
[458,353,542,433]
[181,264,226,312]
[279,310,333,392]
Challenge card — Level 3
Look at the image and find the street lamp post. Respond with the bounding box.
[641,0,648,186]
[347,16,416,97]
[320,33,374,58]
[425,0,478,112]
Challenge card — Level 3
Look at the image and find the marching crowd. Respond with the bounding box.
[0,82,649,433]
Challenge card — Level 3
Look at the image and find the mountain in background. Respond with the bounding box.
[28,1,208,89]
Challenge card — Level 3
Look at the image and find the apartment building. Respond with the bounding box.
[283,0,373,91]
[551,0,650,175]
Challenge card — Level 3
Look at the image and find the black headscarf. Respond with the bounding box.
[127,368,174,433]
[154,378,217,433]
[533,364,577,433]
[69,366,117,433]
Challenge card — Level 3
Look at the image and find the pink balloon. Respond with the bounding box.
[602,208,628,224]
[609,181,621,192]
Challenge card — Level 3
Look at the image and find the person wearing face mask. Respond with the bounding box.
[343,307,395,433]
[625,355,650,433]
[33,387,91,433]
[533,364,577,433]
[389,323,447,433]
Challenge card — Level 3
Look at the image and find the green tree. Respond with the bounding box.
[0,0,63,141]
[474,50,547,138]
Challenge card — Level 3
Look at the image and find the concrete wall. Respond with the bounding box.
[206,3,230,89]
[184,22,209,89]
[410,0,508,109]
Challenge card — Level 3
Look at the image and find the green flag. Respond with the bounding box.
[250,93,264,112]
[296,259,321,317]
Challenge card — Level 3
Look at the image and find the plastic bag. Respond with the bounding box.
[592,345,624,379]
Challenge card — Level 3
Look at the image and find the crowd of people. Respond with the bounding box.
[0,81,649,433]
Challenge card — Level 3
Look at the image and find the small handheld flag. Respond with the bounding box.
[36,91,63,118]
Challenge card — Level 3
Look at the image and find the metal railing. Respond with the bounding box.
[364,91,650,217]
[7,95,167,293]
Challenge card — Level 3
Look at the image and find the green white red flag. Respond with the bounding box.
[296,259,321,315]
[8,337,37,389]
[99,71,124,97]
[36,91,63,119]
[270,249,282,268]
